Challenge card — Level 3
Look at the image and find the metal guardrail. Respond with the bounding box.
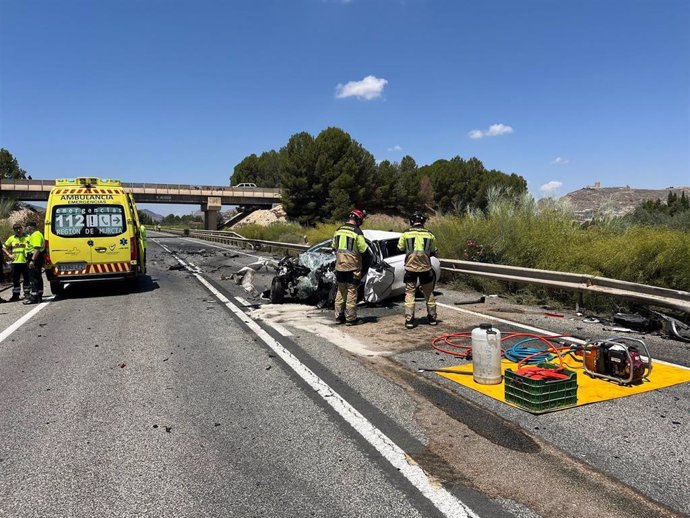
[166,229,309,256]
[438,259,690,314]
[163,229,690,314]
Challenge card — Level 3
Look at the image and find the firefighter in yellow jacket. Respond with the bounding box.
[397,211,438,328]
[331,209,369,326]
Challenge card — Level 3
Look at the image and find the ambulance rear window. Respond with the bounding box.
[52,205,127,237]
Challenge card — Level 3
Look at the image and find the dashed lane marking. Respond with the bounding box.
[155,240,479,518]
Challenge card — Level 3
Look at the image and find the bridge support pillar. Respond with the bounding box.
[202,196,222,230]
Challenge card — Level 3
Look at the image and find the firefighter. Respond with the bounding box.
[2,223,30,301]
[332,209,369,326]
[397,211,438,328]
[23,220,46,305]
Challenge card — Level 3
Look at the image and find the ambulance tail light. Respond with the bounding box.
[130,239,137,263]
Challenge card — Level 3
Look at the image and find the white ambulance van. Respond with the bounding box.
[44,177,147,294]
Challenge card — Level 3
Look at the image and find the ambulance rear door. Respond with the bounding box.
[85,203,131,274]
[50,205,94,272]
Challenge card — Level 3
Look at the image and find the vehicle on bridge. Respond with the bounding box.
[43,177,147,295]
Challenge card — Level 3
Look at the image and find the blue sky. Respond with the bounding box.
[1,0,688,216]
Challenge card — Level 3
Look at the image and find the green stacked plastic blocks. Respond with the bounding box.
[504,364,578,413]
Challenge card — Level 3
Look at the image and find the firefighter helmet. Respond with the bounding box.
[410,211,427,226]
[349,209,365,226]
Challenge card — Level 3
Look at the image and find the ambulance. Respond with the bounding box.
[44,177,147,294]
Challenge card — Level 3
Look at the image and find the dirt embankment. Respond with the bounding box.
[234,205,288,227]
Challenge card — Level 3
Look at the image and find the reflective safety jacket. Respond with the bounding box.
[397,226,438,272]
[4,234,28,264]
[331,223,368,272]
[140,225,148,250]
[26,229,46,259]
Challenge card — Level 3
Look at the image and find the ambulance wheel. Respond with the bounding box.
[50,280,65,296]
[270,277,285,304]
[126,272,140,290]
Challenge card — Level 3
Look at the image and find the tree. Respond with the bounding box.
[370,160,399,213]
[232,128,528,222]
[231,150,282,187]
[420,156,527,214]
[279,128,376,225]
[0,148,28,179]
[279,132,319,224]
[138,211,154,225]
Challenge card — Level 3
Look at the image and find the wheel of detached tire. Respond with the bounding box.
[270,277,285,304]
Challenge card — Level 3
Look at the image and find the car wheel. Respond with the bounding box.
[270,277,285,304]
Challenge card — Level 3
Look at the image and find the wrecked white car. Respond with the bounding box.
[269,230,441,306]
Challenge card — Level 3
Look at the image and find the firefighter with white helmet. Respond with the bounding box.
[331,209,369,325]
[397,210,438,328]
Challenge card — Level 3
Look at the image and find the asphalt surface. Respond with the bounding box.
[1,231,688,518]
[0,235,486,518]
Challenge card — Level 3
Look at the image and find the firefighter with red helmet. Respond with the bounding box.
[331,209,369,325]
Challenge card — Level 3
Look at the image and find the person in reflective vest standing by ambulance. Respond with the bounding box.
[397,211,438,329]
[2,223,30,301]
[24,220,45,305]
[331,209,369,326]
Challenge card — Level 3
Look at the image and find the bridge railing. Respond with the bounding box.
[162,228,690,314]
[1,179,281,199]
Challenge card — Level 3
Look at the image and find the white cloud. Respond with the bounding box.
[387,144,403,152]
[540,181,563,193]
[468,130,484,139]
[468,123,514,139]
[335,75,388,100]
[551,157,569,165]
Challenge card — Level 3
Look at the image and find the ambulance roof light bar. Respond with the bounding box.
[55,177,122,187]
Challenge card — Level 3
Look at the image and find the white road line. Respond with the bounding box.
[162,246,478,518]
[438,302,690,370]
[235,297,293,335]
[0,302,50,344]
[438,302,575,339]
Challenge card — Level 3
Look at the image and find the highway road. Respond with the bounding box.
[0,232,687,518]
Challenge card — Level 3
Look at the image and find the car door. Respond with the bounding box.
[380,238,407,296]
[363,239,397,303]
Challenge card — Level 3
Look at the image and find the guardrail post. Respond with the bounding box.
[576,292,584,313]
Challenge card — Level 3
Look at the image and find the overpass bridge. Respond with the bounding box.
[0,178,282,229]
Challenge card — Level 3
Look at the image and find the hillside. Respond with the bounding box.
[560,183,690,220]
[140,209,164,222]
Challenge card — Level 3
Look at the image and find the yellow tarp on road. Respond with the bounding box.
[436,359,690,412]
